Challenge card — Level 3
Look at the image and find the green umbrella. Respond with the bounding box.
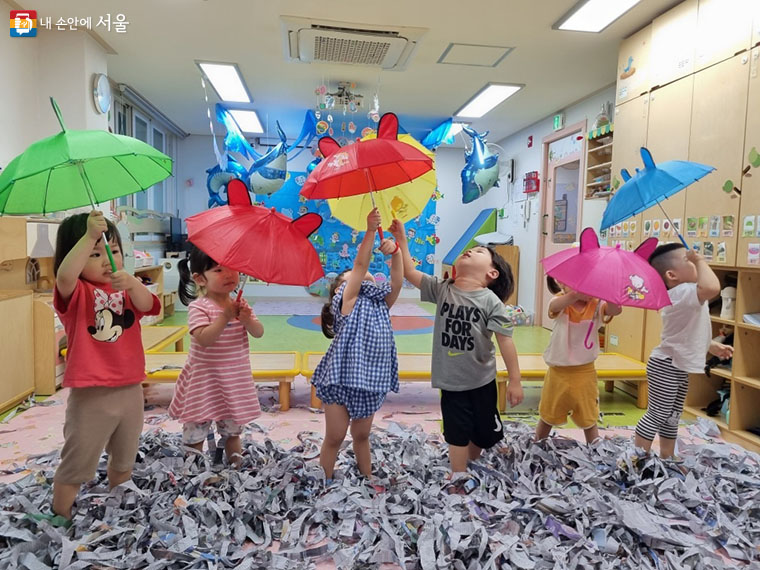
[0,97,173,270]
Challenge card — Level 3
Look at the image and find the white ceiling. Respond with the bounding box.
[27,0,680,143]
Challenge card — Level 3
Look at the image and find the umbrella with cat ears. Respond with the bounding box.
[300,113,434,238]
[541,228,669,310]
[187,179,324,288]
[601,147,714,247]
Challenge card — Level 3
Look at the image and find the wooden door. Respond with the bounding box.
[738,46,760,268]
[650,0,697,89]
[685,52,751,266]
[539,157,583,329]
[640,75,694,246]
[616,24,652,106]
[695,0,754,72]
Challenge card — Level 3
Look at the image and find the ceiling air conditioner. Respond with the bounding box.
[281,16,426,71]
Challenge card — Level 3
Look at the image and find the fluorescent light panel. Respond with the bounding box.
[455,84,522,118]
[228,110,263,134]
[555,0,641,33]
[197,62,251,103]
[448,122,467,137]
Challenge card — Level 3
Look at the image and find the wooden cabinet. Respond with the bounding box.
[695,0,755,72]
[0,291,35,413]
[0,217,27,264]
[616,24,652,105]
[639,76,693,245]
[650,0,698,88]
[737,47,760,268]
[685,52,751,266]
[683,267,760,452]
[135,264,164,324]
[33,294,65,396]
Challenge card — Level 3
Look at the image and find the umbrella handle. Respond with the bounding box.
[103,233,117,273]
[584,320,595,350]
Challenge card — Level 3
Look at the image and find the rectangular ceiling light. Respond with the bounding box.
[196,61,251,103]
[228,110,263,134]
[554,0,641,33]
[454,84,523,118]
[448,122,468,137]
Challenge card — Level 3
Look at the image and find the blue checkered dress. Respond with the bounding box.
[313,281,399,419]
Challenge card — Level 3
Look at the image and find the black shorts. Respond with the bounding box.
[440,379,503,449]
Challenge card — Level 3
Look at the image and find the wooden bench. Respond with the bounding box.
[301,352,648,412]
[143,351,300,411]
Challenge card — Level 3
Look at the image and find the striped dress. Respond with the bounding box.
[169,296,261,424]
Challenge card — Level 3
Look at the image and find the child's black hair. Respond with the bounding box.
[546,275,562,295]
[320,270,348,338]
[177,244,219,305]
[485,246,514,303]
[648,242,687,284]
[53,213,123,275]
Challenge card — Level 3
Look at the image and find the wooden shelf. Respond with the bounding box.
[588,142,613,154]
[587,191,613,200]
[708,367,733,380]
[587,161,612,172]
[734,376,760,390]
[737,322,760,333]
[683,405,729,430]
[586,180,611,188]
[733,430,760,447]
[135,264,161,273]
[710,315,735,325]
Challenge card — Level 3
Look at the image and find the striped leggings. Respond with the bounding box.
[635,357,689,441]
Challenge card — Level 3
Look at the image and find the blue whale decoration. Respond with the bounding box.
[205,155,248,208]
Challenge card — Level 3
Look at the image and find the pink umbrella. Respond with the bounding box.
[540,227,670,311]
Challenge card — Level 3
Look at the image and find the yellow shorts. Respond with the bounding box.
[538,362,599,429]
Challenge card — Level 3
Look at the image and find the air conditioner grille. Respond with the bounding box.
[313,36,391,65]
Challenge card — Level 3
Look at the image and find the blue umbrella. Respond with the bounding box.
[600,147,714,247]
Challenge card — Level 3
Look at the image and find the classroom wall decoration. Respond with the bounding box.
[256,172,439,294]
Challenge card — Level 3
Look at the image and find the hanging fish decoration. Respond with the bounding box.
[461,126,500,204]
[249,122,288,195]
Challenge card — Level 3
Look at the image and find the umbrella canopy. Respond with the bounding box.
[0,99,173,215]
[326,133,436,230]
[186,180,324,286]
[541,227,669,310]
[600,147,714,231]
[300,113,433,201]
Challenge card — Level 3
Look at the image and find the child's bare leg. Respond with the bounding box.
[659,436,676,459]
[467,442,482,461]
[583,425,599,443]
[320,404,350,479]
[350,415,374,477]
[107,467,133,488]
[52,482,79,519]
[535,419,553,440]
[224,435,243,467]
[449,444,469,473]
[634,433,653,452]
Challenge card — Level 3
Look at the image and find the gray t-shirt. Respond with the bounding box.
[420,274,513,391]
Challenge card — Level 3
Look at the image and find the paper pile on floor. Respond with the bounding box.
[1,422,759,569]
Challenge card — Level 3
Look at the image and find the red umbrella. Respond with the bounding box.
[300,113,433,201]
[186,179,324,286]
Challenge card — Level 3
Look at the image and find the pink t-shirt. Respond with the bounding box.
[54,279,161,388]
[168,296,261,424]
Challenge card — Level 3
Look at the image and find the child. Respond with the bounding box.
[634,244,732,458]
[52,211,161,521]
[169,245,264,466]
[535,277,622,443]
[313,209,401,481]
[389,219,523,475]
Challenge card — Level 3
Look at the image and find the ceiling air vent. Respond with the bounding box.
[281,16,426,71]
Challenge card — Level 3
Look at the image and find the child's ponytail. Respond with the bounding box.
[177,258,197,306]
[320,270,348,338]
[321,302,335,338]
